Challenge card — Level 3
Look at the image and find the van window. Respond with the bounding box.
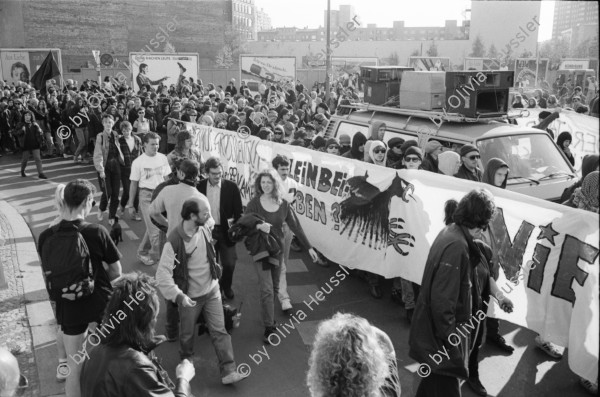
[477,133,574,181]
[335,121,370,142]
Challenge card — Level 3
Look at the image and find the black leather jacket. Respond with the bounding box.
[80,342,191,397]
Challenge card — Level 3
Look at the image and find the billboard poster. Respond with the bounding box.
[129,52,199,92]
[514,58,549,87]
[408,56,450,71]
[0,49,62,86]
[240,55,296,95]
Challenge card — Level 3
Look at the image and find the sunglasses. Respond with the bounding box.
[274,131,283,135]
[374,149,386,154]
[404,156,421,163]
[328,145,340,149]
[467,155,481,160]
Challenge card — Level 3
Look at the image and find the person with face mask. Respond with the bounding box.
[156,197,247,386]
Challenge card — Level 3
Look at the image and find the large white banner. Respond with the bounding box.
[129,52,198,92]
[186,123,598,382]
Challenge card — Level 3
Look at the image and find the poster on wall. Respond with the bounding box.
[514,58,549,87]
[0,49,63,86]
[129,52,199,92]
[408,56,450,71]
[240,55,296,96]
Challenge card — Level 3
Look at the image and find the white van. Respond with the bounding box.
[325,105,577,202]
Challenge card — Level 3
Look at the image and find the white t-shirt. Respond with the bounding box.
[130,153,171,190]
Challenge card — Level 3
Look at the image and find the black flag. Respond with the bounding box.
[30,52,61,94]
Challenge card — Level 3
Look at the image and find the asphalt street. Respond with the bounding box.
[0,153,589,397]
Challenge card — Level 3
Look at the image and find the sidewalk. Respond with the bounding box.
[0,200,64,397]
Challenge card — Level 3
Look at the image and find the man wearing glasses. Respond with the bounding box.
[197,157,243,300]
[454,144,483,182]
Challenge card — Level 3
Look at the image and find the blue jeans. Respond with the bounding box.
[254,258,282,327]
[179,284,236,377]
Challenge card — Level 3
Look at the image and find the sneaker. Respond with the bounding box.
[467,376,487,396]
[38,174,48,179]
[117,206,124,216]
[21,171,27,177]
[580,377,598,395]
[222,371,247,385]
[56,361,70,382]
[132,212,142,221]
[97,210,105,221]
[534,336,563,359]
[137,254,155,266]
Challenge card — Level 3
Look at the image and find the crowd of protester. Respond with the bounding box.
[0,69,598,397]
[510,75,599,117]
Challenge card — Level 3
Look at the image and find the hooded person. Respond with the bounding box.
[556,131,575,166]
[437,150,461,176]
[226,115,241,132]
[368,121,387,141]
[386,137,405,169]
[560,154,599,202]
[342,132,367,161]
[483,158,510,189]
[368,140,387,166]
[421,140,443,173]
[564,171,599,213]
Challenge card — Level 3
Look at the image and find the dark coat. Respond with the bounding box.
[409,224,482,380]
[80,342,191,397]
[229,213,281,267]
[197,179,243,247]
[454,164,483,182]
[15,122,44,149]
[421,153,441,173]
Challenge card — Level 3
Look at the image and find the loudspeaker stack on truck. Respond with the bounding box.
[360,65,514,119]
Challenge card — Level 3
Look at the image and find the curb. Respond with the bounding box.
[0,201,65,397]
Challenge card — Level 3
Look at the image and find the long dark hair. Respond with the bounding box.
[100,272,159,352]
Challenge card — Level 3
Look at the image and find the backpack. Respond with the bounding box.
[41,222,95,301]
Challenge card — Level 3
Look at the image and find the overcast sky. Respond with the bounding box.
[254,0,555,41]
